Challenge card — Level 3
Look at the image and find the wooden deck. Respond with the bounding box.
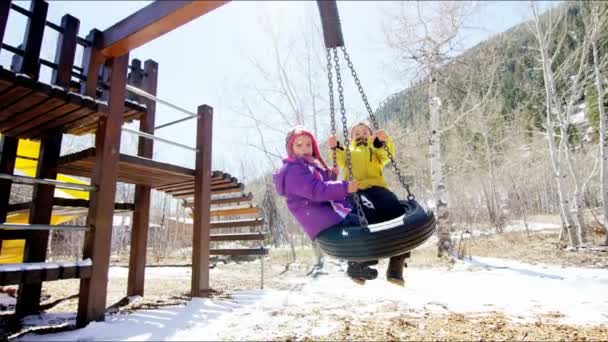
[0,66,146,140]
[56,147,243,192]
[7,198,135,216]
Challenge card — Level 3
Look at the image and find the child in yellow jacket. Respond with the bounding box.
[328,120,410,286]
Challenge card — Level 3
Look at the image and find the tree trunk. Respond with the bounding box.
[484,133,502,232]
[429,73,452,258]
[531,4,580,246]
[592,42,608,242]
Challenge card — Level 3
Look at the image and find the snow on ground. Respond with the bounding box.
[16,256,608,341]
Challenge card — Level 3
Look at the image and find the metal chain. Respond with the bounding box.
[325,47,337,169]
[333,48,369,227]
[341,46,414,200]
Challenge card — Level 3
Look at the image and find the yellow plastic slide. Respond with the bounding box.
[0,134,90,263]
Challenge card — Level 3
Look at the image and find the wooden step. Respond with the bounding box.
[210,206,262,217]
[154,171,228,191]
[169,183,244,198]
[210,247,268,256]
[174,185,244,199]
[210,232,267,241]
[182,193,254,207]
[210,218,264,229]
[0,259,92,286]
[209,193,253,206]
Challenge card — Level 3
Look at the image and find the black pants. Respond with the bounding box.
[348,186,404,224]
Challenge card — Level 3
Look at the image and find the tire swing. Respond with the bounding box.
[314,1,437,261]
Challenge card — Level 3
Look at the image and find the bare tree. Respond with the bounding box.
[588,2,608,244]
[384,1,479,258]
[233,4,330,267]
[530,2,599,246]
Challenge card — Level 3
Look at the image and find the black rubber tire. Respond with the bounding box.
[316,199,436,261]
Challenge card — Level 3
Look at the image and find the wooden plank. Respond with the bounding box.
[155,172,228,191]
[159,177,236,193]
[16,133,62,317]
[128,59,158,297]
[100,1,229,57]
[18,0,48,80]
[205,193,254,206]
[57,148,198,188]
[7,199,135,214]
[210,232,266,242]
[24,106,96,140]
[166,182,241,197]
[210,248,268,256]
[209,218,264,230]
[0,95,66,135]
[172,183,243,198]
[210,206,262,217]
[191,104,213,298]
[0,86,34,115]
[0,264,92,286]
[210,193,254,206]
[77,54,129,328]
[0,89,50,125]
[8,98,81,138]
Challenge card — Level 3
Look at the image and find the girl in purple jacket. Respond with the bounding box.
[273,126,378,283]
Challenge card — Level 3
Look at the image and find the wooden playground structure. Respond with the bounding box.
[0,0,268,327]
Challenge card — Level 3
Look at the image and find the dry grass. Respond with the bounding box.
[314,310,608,341]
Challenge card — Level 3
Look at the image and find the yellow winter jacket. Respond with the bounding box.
[331,135,396,190]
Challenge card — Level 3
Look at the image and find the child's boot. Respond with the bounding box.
[347,260,378,285]
[386,253,408,286]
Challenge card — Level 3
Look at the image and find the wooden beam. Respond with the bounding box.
[77,53,129,328]
[79,29,104,98]
[210,206,262,217]
[16,0,48,80]
[0,135,18,254]
[191,105,213,297]
[100,1,230,57]
[210,232,266,242]
[15,134,62,317]
[210,248,268,256]
[209,217,264,230]
[128,59,158,297]
[16,14,79,317]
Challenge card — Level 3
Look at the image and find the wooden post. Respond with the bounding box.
[0,136,18,253]
[14,0,48,79]
[16,13,80,317]
[0,0,11,50]
[127,59,158,297]
[77,53,129,327]
[79,29,104,98]
[191,105,213,297]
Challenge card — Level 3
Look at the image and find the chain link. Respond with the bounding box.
[333,48,369,227]
[325,47,337,169]
[341,46,414,200]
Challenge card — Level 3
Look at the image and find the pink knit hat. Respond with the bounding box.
[285,125,329,170]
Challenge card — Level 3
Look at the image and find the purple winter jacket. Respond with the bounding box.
[273,157,352,239]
